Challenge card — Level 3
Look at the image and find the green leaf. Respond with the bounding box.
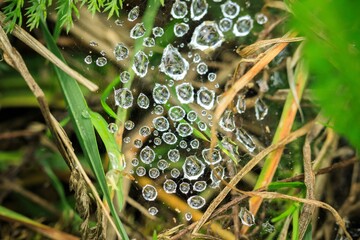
[267,181,305,191]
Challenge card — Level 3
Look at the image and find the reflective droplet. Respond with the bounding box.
[130,23,146,39]
[255,98,268,120]
[134,139,143,148]
[136,166,146,176]
[131,158,139,166]
[183,155,205,180]
[154,137,162,145]
[179,182,190,194]
[149,168,160,179]
[219,110,236,132]
[208,72,217,82]
[123,136,131,143]
[153,84,170,104]
[233,15,253,37]
[190,139,199,149]
[262,221,275,233]
[238,207,255,226]
[187,195,206,209]
[114,88,133,109]
[162,132,178,145]
[198,121,207,131]
[169,106,186,121]
[81,110,90,119]
[193,181,207,192]
[255,13,268,25]
[132,51,149,78]
[171,168,181,178]
[185,212,192,221]
[197,87,215,110]
[163,179,177,193]
[168,149,180,162]
[95,57,107,67]
[159,44,189,81]
[197,62,208,75]
[176,122,193,137]
[115,19,123,26]
[219,18,233,32]
[124,120,135,130]
[139,126,151,136]
[154,105,164,115]
[202,148,222,165]
[107,123,118,133]
[190,0,208,21]
[179,140,187,149]
[153,116,170,131]
[221,0,240,19]
[176,83,194,104]
[140,146,156,164]
[236,95,246,113]
[174,23,190,37]
[171,1,188,19]
[114,43,129,61]
[190,21,224,52]
[193,53,201,63]
[187,110,198,122]
[142,184,158,201]
[137,93,150,109]
[148,206,158,216]
[128,6,140,22]
[152,27,164,38]
[84,55,92,64]
[210,165,224,186]
[143,37,155,47]
[235,128,256,152]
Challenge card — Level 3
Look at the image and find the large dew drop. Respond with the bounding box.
[193,181,207,192]
[190,0,208,21]
[114,88,133,109]
[202,148,222,165]
[168,149,180,162]
[183,155,205,180]
[162,132,178,145]
[233,15,253,37]
[238,207,255,226]
[254,98,268,120]
[174,23,190,37]
[139,146,156,164]
[219,18,233,32]
[152,116,170,132]
[171,1,188,19]
[163,179,177,193]
[130,23,146,39]
[114,43,129,61]
[179,182,190,194]
[137,93,150,109]
[142,184,158,201]
[187,195,206,209]
[149,168,160,179]
[169,106,186,121]
[176,83,194,104]
[190,21,224,51]
[132,51,149,78]
[128,6,140,22]
[219,110,236,132]
[221,0,240,19]
[235,128,256,152]
[176,122,193,137]
[159,44,189,81]
[153,84,170,104]
[197,87,215,110]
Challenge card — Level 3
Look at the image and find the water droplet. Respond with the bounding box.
[176,83,194,104]
[197,121,207,131]
[159,44,189,81]
[190,139,199,149]
[210,165,224,187]
[114,88,133,109]
[183,155,205,180]
[114,43,129,61]
[235,128,256,152]
[262,221,275,233]
[131,158,139,166]
[255,13,268,25]
[143,37,155,47]
[154,105,164,115]
[153,84,170,104]
[176,122,193,137]
[153,116,170,131]
[152,27,164,37]
[219,18,233,32]
[123,137,131,143]
[185,212,192,221]
[140,146,156,164]
[124,120,135,130]
[171,1,188,19]
[142,184,158,201]
[137,93,150,109]
[193,181,207,192]
[134,139,143,148]
[179,182,190,194]
[202,148,222,165]
[238,207,255,226]
[95,57,107,67]
[233,15,253,37]
[163,179,177,193]
[168,149,180,162]
[130,23,146,39]
[193,53,201,63]
[174,23,190,37]
[115,19,123,26]
[128,6,140,22]
[169,106,186,121]
[171,168,181,178]
[107,123,118,133]
[190,21,224,51]
[197,87,215,110]
[190,0,208,21]
[254,98,268,120]
[208,72,217,82]
[148,206,158,216]
[149,168,160,179]
[236,95,246,113]
[179,140,188,149]
[84,55,92,64]
[196,62,208,75]
[162,132,178,145]
[187,195,206,209]
[136,166,146,176]
[81,109,90,119]
[89,40,98,46]
[132,51,149,77]
[187,111,198,122]
[219,110,236,132]
[221,0,240,19]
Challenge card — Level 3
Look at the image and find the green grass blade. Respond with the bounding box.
[268,182,305,191]
[40,22,129,240]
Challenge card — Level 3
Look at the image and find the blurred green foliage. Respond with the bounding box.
[290,0,360,150]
